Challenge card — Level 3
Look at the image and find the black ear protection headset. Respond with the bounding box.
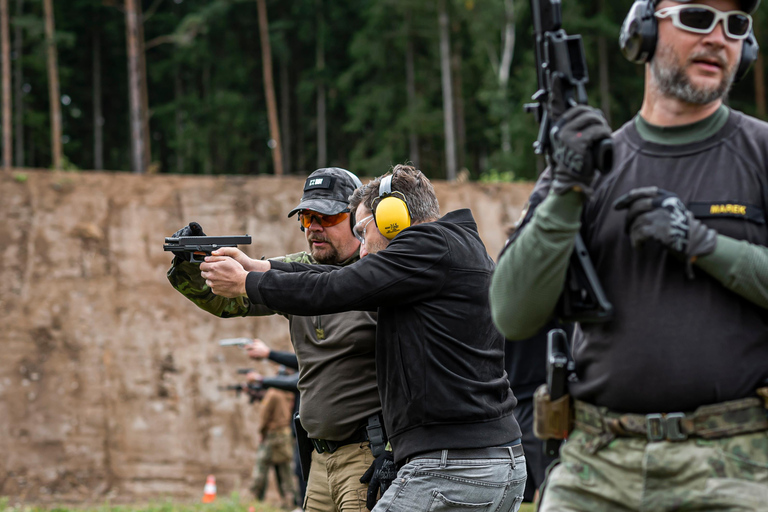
[373,174,411,239]
[619,0,759,82]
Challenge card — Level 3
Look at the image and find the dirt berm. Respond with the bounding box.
[0,169,533,503]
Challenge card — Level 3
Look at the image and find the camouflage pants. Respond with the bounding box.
[538,427,768,512]
[251,429,296,505]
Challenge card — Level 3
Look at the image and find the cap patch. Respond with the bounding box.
[304,176,335,191]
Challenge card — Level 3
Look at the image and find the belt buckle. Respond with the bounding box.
[665,412,688,441]
[645,412,688,442]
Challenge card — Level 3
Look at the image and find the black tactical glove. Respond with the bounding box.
[170,222,207,262]
[549,105,612,198]
[360,450,397,511]
[614,187,717,277]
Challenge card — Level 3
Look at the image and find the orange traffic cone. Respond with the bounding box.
[202,474,217,503]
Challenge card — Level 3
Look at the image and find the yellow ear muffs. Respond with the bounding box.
[375,175,411,239]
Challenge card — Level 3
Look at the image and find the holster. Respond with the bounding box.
[758,387,768,410]
[293,412,312,482]
[533,383,574,441]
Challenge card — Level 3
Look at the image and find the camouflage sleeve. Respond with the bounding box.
[167,251,318,317]
[167,258,274,318]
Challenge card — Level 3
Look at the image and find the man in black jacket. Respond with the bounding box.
[200,165,527,512]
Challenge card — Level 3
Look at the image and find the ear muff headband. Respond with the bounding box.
[341,169,362,234]
[619,0,759,81]
[375,175,411,239]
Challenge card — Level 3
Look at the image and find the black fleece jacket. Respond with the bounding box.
[245,209,521,462]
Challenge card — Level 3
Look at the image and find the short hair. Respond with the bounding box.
[351,165,440,224]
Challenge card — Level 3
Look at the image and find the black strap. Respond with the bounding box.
[366,414,387,457]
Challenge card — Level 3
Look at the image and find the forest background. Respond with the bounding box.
[1,0,766,182]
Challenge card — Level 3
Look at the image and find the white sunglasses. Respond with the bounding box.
[655,4,752,40]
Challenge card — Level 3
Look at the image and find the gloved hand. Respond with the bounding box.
[614,187,717,276]
[360,451,398,511]
[170,222,206,262]
[549,105,612,198]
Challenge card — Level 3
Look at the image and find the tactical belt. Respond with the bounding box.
[575,392,768,444]
[310,414,386,456]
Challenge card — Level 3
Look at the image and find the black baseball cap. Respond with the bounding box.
[287,168,364,218]
[658,0,760,13]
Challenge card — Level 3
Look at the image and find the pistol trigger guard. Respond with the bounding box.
[190,252,206,264]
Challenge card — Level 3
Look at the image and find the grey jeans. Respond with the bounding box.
[373,447,527,512]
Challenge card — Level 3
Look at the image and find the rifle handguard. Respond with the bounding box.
[533,384,574,441]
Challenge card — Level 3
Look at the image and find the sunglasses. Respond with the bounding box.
[298,210,349,229]
[655,4,752,40]
[353,215,375,243]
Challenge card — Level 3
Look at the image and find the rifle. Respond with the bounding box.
[544,328,574,457]
[163,235,252,264]
[218,338,253,348]
[525,0,614,323]
[219,382,265,404]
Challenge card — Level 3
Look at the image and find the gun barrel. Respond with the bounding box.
[218,338,252,347]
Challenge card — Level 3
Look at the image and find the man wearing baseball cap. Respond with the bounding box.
[168,168,385,512]
[490,0,768,509]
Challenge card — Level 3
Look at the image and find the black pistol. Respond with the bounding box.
[164,235,252,264]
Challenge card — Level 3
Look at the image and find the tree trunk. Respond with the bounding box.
[597,35,611,126]
[256,0,283,176]
[296,86,306,173]
[405,9,419,168]
[755,52,766,119]
[137,1,151,171]
[499,0,515,155]
[315,0,326,168]
[437,0,457,181]
[451,37,465,172]
[124,0,144,173]
[42,0,61,170]
[93,29,103,170]
[597,0,611,126]
[175,67,184,173]
[12,0,22,167]
[1,0,11,170]
[280,57,291,174]
[202,60,212,174]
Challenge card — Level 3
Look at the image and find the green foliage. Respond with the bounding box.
[7,0,766,177]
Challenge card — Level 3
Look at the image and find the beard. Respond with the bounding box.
[307,235,340,264]
[363,236,389,255]
[651,42,736,105]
